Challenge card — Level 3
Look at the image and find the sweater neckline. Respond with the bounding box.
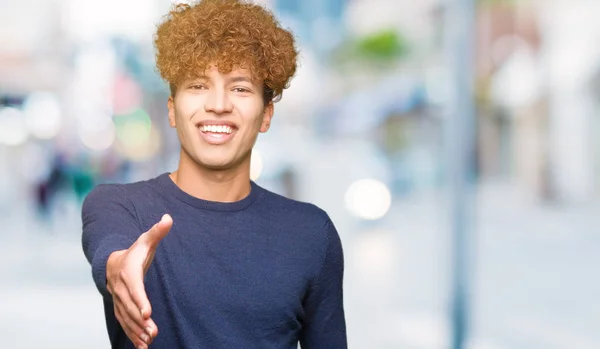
[153,172,261,212]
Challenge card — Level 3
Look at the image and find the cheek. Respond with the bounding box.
[173,111,198,143]
[174,102,202,133]
[238,102,265,127]
[176,95,204,118]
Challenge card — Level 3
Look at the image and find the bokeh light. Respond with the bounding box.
[115,109,152,147]
[22,92,63,140]
[113,108,159,161]
[0,107,28,146]
[115,125,161,161]
[250,150,263,181]
[79,116,116,151]
[345,178,392,220]
[112,74,142,115]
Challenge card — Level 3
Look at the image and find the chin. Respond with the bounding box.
[196,153,244,171]
[184,146,249,172]
[195,157,232,170]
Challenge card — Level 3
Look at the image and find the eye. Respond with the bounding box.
[232,87,251,93]
[189,84,207,90]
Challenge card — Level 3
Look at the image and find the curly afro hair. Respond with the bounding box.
[154,0,298,104]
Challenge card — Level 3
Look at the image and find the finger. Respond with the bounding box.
[131,214,173,278]
[114,303,149,349]
[143,214,173,248]
[122,264,153,322]
[116,300,150,343]
[117,280,150,330]
[144,317,158,339]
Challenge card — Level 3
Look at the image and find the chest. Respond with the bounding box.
[144,222,311,329]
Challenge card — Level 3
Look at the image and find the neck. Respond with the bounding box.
[169,148,252,203]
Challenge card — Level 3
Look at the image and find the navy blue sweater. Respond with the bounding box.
[81,173,347,348]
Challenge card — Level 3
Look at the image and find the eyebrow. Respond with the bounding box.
[192,75,254,84]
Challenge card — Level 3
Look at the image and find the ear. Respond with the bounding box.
[168,96,176,128]
[259,102,274,133]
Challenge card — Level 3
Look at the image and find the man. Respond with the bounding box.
[81,1,347,348]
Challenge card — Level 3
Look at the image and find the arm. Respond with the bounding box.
[299,219,348,348]
[81,184,171,349]
[81,184,141,298]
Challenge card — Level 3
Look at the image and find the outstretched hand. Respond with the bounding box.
[106,214,173,349]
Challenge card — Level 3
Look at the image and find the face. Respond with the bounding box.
[168,66,273,172]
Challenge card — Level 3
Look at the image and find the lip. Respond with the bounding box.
[196,121,237,145]
[196,120,238,128]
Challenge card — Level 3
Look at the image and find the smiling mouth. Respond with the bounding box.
[197,124,237,144]
[199,125,234,134]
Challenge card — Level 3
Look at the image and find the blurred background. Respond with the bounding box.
[1,0,599,348]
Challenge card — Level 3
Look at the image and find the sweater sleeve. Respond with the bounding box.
[299,219,347,348]
[81,184,141,298]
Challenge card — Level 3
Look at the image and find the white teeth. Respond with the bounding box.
[201,125,233,134]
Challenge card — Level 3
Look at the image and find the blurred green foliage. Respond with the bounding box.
[355,29,408,61]
[331,28,410,71]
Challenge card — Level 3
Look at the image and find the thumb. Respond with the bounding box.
[143,214,173,248]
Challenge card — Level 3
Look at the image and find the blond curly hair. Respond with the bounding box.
[154,0,298,104]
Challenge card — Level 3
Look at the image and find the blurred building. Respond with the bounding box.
[475,0,600,203]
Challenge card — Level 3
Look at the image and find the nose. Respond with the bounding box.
[204,88,233,114]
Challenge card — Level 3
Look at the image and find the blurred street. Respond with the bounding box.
[1,180,598,349]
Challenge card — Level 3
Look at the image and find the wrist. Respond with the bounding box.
[106,250,127,291]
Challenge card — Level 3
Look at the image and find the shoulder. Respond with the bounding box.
[84,181,143,204]
[257,185,331,227]
[82,176,159,213]
[257,187,344,281]
[254,186,338,251]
